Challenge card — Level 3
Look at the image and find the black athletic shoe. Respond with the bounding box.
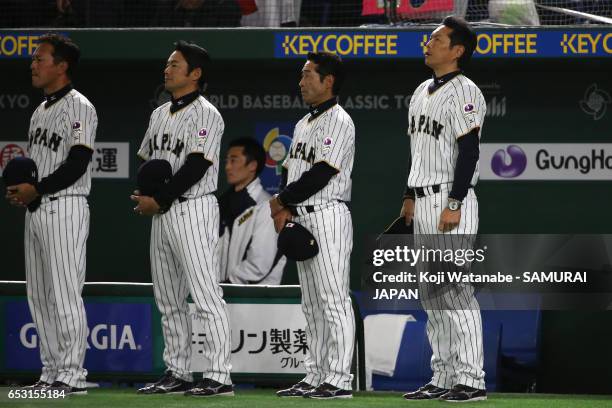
[403,383,449,400]
[184,378,234,397]
[303,383,353,399]
[276,381,316,397]
[439,384,487,402]
[23,380,51,389]
[137,372,192,394]
[49,381,87,396]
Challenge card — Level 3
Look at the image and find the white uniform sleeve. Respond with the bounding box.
[448,84,486,138]
[137,113,155,160]
[314,113,355,171]
[66,99,97,150]
[186,106,224,163]
[228,203,281,284]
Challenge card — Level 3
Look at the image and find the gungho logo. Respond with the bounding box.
[491,145,527,178]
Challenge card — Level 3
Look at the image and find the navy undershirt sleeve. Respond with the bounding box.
[278,161,339,205]
[403,147,415,200]
[34,145,92,195]
[449,128,480,201]
[153,153,211,210]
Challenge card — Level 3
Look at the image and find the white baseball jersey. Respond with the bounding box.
[28,87,97,196]
[283,103,354,206]
[218,178,286,285]
[284,100,356,391]
[407,74,486,188]
[24,85,96,389]
[406,72,486,391]
[137,94,223,198]
[140,92,232,385]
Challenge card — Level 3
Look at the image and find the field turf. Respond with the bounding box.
[1,388,612,408]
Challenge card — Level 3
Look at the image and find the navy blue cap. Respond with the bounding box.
[2,156,38,186]
[2,157,41,212]
[277,221,319,261]
[137,159,172,196]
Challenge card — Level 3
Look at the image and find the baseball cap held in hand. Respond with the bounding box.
[278,221,319,261]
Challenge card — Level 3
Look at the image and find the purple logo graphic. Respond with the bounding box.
[72,121,81,130]
[491,145,527,178]
[463,103,474,113]
[198,128,207,138]
[323,137,333,146]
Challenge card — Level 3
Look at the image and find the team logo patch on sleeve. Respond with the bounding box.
[322,136,333,155]
[463,103,476,114]
[72,121,82,140]
[198,128,207,138]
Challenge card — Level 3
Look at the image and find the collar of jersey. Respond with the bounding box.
[308,97,337,122]
[428,70,462,94]
[170,90,200,114]
[44,84,73,109]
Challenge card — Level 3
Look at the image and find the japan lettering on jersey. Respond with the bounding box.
[28,89,97,196]
[137,96,223,197]
[407,75,486,188]
[283,104,355,206]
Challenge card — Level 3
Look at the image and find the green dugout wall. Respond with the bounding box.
[1,28,610,284]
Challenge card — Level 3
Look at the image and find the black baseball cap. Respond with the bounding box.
[137,159,172,196]
[277,221,319,261]
[2,156,41,212]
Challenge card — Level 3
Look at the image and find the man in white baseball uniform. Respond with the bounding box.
[218,137,286,285]
[270,51,356,399]
[6,34,96,395]
[132,41,233,397]
[400,16,487,402]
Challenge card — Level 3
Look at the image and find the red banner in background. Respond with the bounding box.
[362,0,454,18]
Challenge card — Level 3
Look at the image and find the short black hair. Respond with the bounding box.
[174,40,211,90]
[38,33,80,79]
[306,52,346,96]
[442,16,477,70]
[228,137,266,176]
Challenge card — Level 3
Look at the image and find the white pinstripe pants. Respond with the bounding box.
[25,196,89,388]
[294,202,355,390]
[414,188,485,390]
[150,195,232,384]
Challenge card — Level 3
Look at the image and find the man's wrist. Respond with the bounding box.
[274,193,285,207]
[403,185,415,200]
[32,181,44,196]
[152,192,171,214]
[447,198,462,211]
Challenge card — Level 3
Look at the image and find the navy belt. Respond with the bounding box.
[287,201,350,216]
[414,185,440,198]
[288,205,315,216]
